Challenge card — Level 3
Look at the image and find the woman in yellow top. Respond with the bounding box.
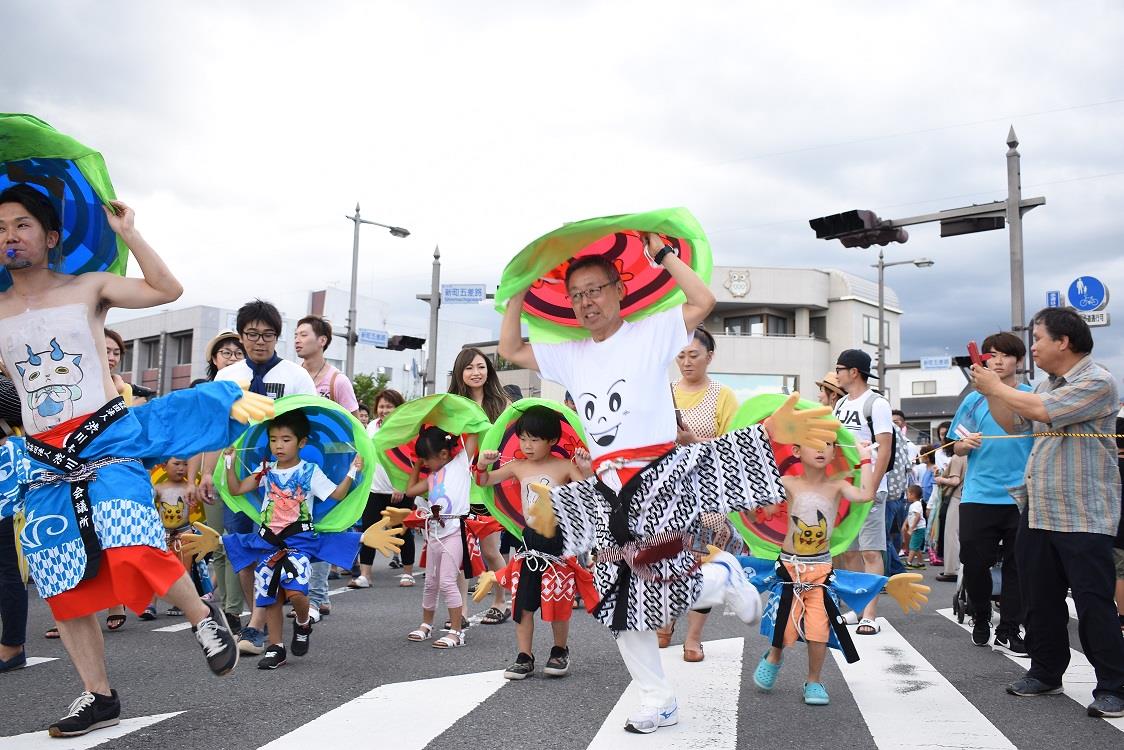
[659,326,740,662]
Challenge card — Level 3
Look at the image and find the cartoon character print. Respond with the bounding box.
[265,482,307,529]
[15,338,84,432]
[792,510,829,555]
[576,378,628,448]
[157,497,188,531]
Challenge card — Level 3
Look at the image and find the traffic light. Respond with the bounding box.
[809,210,909,248]
[386,335,425,351]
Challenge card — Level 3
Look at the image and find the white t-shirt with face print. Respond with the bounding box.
[532,307,690,461]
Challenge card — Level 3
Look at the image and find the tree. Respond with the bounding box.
[353,371,391,409]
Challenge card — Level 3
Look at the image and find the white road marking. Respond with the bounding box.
[0,712,182,750]
[835,617,1015,749]
[938,608,1124,732]
[255,669,507,749]
[587,637,744,749]
[151,621,194,633]
[24,656,58,667]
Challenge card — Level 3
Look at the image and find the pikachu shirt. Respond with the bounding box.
[782,490,836,556]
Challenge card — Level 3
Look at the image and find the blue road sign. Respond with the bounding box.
[358,329,389,347]
[1066,276,1108,312]
[441,284,487,304]
[1046,290,1061,308]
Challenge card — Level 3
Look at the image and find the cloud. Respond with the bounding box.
[7,0,1124,384]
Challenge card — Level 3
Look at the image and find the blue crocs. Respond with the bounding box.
[803,682,830,705]
[753,652,782,691]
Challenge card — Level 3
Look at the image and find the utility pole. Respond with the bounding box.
[424,246,440,395]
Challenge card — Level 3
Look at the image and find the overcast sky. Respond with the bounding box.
[7,1,1124,380]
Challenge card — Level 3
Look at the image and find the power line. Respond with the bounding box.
[710,97,1124,166]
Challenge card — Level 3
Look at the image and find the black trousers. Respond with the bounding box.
[0,516,27,648]
[1016,511,1124,697]
[959,503,1022,631]
[358,493,415,566]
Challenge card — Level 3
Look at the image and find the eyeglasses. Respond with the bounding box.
[834,366,848,373]
[568,280,618,305]
[216,348,244,360]
[242,330,278,343]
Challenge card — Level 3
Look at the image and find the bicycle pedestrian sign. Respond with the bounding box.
[1066,276,1108,312]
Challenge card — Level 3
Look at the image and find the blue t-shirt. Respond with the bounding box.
[949,387,1033,505]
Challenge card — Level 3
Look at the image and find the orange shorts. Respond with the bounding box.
[46,546,188,621]
[781,559,832,646]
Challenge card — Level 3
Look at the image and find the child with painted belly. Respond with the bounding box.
[753,439,874,705]
[472,405,597,680]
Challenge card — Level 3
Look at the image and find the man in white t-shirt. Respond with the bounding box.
[211,300,316,652]
[499,235,839,735]
[832,349,893,635]
[294,314,359,618]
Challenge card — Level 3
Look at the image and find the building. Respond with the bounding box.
[476,265,903,403]
[107,287,490,399]
[887,360,972,444]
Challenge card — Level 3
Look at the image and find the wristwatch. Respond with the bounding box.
[652,243,678,266]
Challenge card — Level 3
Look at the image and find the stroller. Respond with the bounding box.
[952,544,1004,624]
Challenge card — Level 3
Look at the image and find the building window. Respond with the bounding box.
[120,342,134,373]
[863,316,890,347]
[724,314,790,336]
[912,380,937,396]
[171,332,193,365]
[809,316,827,340]
[768,315,789,335]
[141,338,161,369]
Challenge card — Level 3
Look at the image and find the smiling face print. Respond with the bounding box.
[577,378,629,448]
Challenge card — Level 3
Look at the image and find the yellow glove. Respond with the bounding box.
[700,543,723,564]
[361,517,406,556]
[13,510,28,584]
[178,522,222,562]
[885,573,930,614]
[524,483,557,538]
[230,382,275,424]
[763,392,841,450]
[472,571,497,603]
[380,506,413,528]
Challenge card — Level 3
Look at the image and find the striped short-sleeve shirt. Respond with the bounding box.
[1011,356,1122,535]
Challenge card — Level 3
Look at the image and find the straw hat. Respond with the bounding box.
[815,371,845,397]
[205,329,241,362]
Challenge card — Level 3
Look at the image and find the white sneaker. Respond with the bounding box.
[625,701,679,734]
[711,551,761,624]
[307,605,322,624]
[348,576,371,589]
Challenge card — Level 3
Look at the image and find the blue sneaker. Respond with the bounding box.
[0,649,26,672]
[237,626,266,655]
[753,652,782,691]
[803,682,830,705]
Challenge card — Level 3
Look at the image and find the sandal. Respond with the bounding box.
[399,574,415,587]
[138,606,157,621]
[407,623,433,642]
[163,607,182,617]
[106,614,128,631]
[683,644,704,663]
[444,617,470,630]
[480,607,510,625]
[432,629,465,649]
[856,618,881,635]
[44,627,60,639]
[657,622,675,649]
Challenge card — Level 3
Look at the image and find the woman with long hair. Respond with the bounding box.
[350,389,417,588]
[659,327,741,662]
[447,347,511,623]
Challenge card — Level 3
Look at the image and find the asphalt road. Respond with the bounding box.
[2,555,1122,749]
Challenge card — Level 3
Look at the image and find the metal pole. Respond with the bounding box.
[346,202,361,379]
[424,245,441,395]
[877,247,886,388]
[1005,126,1031,378]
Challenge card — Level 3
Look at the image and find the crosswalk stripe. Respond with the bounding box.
[0,712,183,750]
[587,637,744,749]
[834,617,1016,749]
[1067,597,1077,620]
[23,657,58,668]
[937,608,1124,732]
[151,621,194,633]
[255,669,507,749]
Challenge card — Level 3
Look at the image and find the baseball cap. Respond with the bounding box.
[836,349,877,379]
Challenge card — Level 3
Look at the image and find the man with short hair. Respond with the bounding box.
[212,300,316,652]
[0,184,269,736]
[886,409,914,576]
[949,331,1030,655]
[832,349,893,634]
[972,309,1124,717]
[294,314,359,618]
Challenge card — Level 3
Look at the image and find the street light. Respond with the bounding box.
[871,254,934,386]
[344,203,410,379]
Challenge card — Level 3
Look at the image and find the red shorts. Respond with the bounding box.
[509,558,576,622]
[47,546,188,621]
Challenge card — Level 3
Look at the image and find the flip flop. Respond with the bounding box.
[856,618,881,635]
[106,614,127,631]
